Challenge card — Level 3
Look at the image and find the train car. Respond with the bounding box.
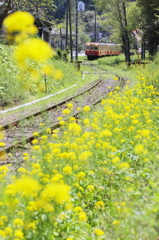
[85,42,122,60]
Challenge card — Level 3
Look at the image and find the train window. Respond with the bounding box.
[94,46,98,50]
[86,46,90,50]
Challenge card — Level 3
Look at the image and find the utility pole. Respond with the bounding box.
[75,0,78,61]
[66,4,68,49]
[68,0,73,62]
[60,27,62,50]
[94,9,97,42]
[141,41,145,60]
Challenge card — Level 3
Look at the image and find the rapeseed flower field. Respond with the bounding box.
[1,10,159,240]
[2,11,64,95]
[1,80,159,239]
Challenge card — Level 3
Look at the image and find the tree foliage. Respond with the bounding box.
[0,0,55,29]
[0,0,12,29]
[93,0,131,62]
[137,0,159,55]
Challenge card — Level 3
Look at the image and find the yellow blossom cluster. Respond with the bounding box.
[0,125,6,161]
[3,11,37,43]
[3,11,63,91]
[0,76,159,239]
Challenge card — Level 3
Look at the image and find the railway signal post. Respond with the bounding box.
[68,0,73,62]
[76,1,85,62]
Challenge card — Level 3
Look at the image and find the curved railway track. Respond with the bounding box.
[0,66,126,165]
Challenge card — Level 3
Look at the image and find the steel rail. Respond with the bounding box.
[2,76,102,130]
[0,62,127,165]
[0,74,125,160]
[0,76,103,155]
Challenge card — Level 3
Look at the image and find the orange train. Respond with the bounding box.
[85,42,122,60]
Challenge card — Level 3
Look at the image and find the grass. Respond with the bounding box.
[2,12,159,239]
[1,50,155,122]
[1,44,159,239]
[0,54,122,118]
[1,59,159,239]
[0,69,100,118]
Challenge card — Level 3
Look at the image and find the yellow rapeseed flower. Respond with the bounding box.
[0,127,4,140]
[140,129,150,138]
[73,206,83,212]
[3,11,37,43]
[63,166,72,175]
[79,151,92,161]
[112,156,120,164]
[68,122,81,135]
[33,132,39,137]
[100,129,113,138]
[118,162,129,169]
[62,109,71,115]
[54,70,63,80]
[25,221,37,230]
[84,119,90,126]
[41,183,71,205]
[0,216,7,227]
[134,144,145,154]
[46,128,52,134]
[31,139,39,145]
[14,229,24,239]
[14,38,54,66]
[88,170,95,175]
[112,220,120,226]
[57,117,63,121]
[4,227,12,237]
[32,145,41,151]
[0,142,5,147]
[41,135,48,140]
[78,212,87,222]
[3,11,35,32]
[73,164,78,170]
[67,103,73,109]
[42,65,54,76]
[83,106,90,112]
[13,176,41,195]
[0,165,9,177]
[51,173,63,182]
[115,86,120,90]
[77,172,86,179]
[0,230,6,237]
[87,185,94,192]
[93,228,105,236]
[13,218,24,228]
[95,201,104,209]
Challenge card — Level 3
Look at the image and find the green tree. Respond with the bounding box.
[93,0,131,62]
[0,0,55,29]
[0,0,12,29]
[127,2,142,31]
[137,0,159,56]
[126,2,143,50]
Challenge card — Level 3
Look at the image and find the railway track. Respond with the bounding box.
[0,67,126,165]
